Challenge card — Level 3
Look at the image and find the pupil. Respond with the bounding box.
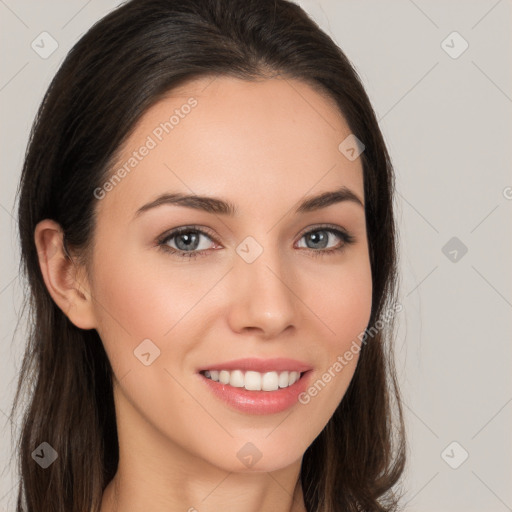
[177,232,198,250]
[308,231,327,249]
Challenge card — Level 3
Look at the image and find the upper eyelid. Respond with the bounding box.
[158,225,219,244]
[296,223,349,237]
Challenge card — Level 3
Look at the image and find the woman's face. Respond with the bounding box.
[85,75,372,473]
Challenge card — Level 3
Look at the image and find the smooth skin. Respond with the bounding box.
[35,75,373,512]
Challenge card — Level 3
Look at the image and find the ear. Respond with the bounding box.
[34,219,97,330]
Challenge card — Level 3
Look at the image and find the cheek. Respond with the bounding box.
[296,292,370,436]
[89,246,227,380]
[310,257,373,348]
[91,247,201,335]
[88,248,184,372]
[299,257,372,405]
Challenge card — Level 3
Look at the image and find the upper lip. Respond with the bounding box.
[198,357,313,374]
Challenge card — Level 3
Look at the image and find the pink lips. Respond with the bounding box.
[197,357,314,415]
[197,357,313,374]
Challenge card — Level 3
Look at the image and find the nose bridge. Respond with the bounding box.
[227,234,298,336]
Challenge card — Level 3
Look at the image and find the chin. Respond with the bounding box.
[206,439,307,474]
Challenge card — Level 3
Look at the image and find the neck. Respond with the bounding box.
[100,464,307,512]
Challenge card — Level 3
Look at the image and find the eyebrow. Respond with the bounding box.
[134,185,364,219]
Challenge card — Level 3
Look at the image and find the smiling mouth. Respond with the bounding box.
[200,369,305,391]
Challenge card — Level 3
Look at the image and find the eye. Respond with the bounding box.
[156,224,356,259]
[157,226,217,258]
[296,225,355,256]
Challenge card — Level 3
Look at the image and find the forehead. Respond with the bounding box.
[97,75,364,220]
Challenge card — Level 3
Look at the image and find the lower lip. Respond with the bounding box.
[199,371,313,414]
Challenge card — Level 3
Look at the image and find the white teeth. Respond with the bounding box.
[261,371,278,391]
[229,370,244,388]
[202,369,303,391]
[244,371,261,390]
[289,371,300,385]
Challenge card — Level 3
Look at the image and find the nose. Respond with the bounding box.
[227,244,298,339]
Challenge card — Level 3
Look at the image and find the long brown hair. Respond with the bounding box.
[10,0,406,510]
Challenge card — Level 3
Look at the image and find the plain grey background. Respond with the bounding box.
[1,1,511,511]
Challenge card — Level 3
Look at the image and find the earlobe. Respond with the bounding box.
[34,219,97,330]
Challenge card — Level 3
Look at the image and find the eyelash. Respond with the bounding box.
[156,224,355,259]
